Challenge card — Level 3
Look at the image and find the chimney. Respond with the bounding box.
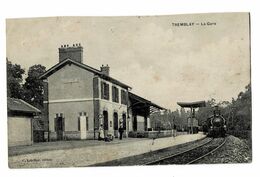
[100,64,110,76]
[58,43,83,63]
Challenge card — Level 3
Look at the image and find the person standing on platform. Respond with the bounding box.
[98,124,105,141]
[173,124,177,137]
[119,123,124,140]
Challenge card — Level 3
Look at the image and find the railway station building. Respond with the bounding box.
[40,44,164,141]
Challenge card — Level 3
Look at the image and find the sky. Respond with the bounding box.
[6,13,250,110]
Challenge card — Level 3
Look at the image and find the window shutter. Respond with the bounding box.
[123,91,125,104]
[125,91,128,105]
[104,83,107,99]
[121,90,127,105]
[121,90,123,104]
[106,83,109,100]
[101,81,104,99]
[115,87,117,102]
[116,88,119,102]
[121,90,126,104]
[112,86,115,102]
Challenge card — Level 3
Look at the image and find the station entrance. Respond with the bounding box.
[55,113,64,140]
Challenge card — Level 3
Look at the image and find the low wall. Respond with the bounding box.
[49,131,95,141]
[128,130,187,139]
[176,131,188,136]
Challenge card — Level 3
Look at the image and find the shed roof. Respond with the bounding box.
[129,92,165,111]
[7,97,41,114]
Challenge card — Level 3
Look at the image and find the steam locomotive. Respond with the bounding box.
[203,106,226,138]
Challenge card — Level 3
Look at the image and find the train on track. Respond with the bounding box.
[203,106,227,138]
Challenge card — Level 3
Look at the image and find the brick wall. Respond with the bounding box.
[59,46,83,63]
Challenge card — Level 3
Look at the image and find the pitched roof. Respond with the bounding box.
[7,97,41,113]
[40,58,131,89]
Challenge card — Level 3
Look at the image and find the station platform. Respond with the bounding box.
[9,132,206,168]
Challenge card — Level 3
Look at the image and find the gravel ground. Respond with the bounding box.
[196,135,252,164]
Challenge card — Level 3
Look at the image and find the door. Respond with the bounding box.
[103,111,108,136]
[133,115,137,131]
[113,112,118,137]
[56,116,64,140]
[122,113,127,137]
[122,113,126,130]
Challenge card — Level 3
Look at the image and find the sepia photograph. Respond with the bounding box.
[6,12,251,168]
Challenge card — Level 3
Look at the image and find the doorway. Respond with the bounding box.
[113,112,118,137]
[122,113,126,130]
[55,115,64,141]
[103,111,108,136]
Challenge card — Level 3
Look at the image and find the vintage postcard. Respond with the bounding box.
[6,12,251,168]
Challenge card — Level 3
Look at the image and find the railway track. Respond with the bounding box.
[145,137,227,165]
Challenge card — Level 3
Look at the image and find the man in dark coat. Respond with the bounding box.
[119,124,124,140]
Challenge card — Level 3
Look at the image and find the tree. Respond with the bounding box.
[23,64,46,109]
[6,58,25,98]
[231,83,251,130]
[196,98,218,125]
[195,84,251,133]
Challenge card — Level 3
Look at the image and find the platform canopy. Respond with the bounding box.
[129,92,165,115]
[177,101,206,108]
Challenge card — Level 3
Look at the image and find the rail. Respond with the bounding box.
[145,137,226,165]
